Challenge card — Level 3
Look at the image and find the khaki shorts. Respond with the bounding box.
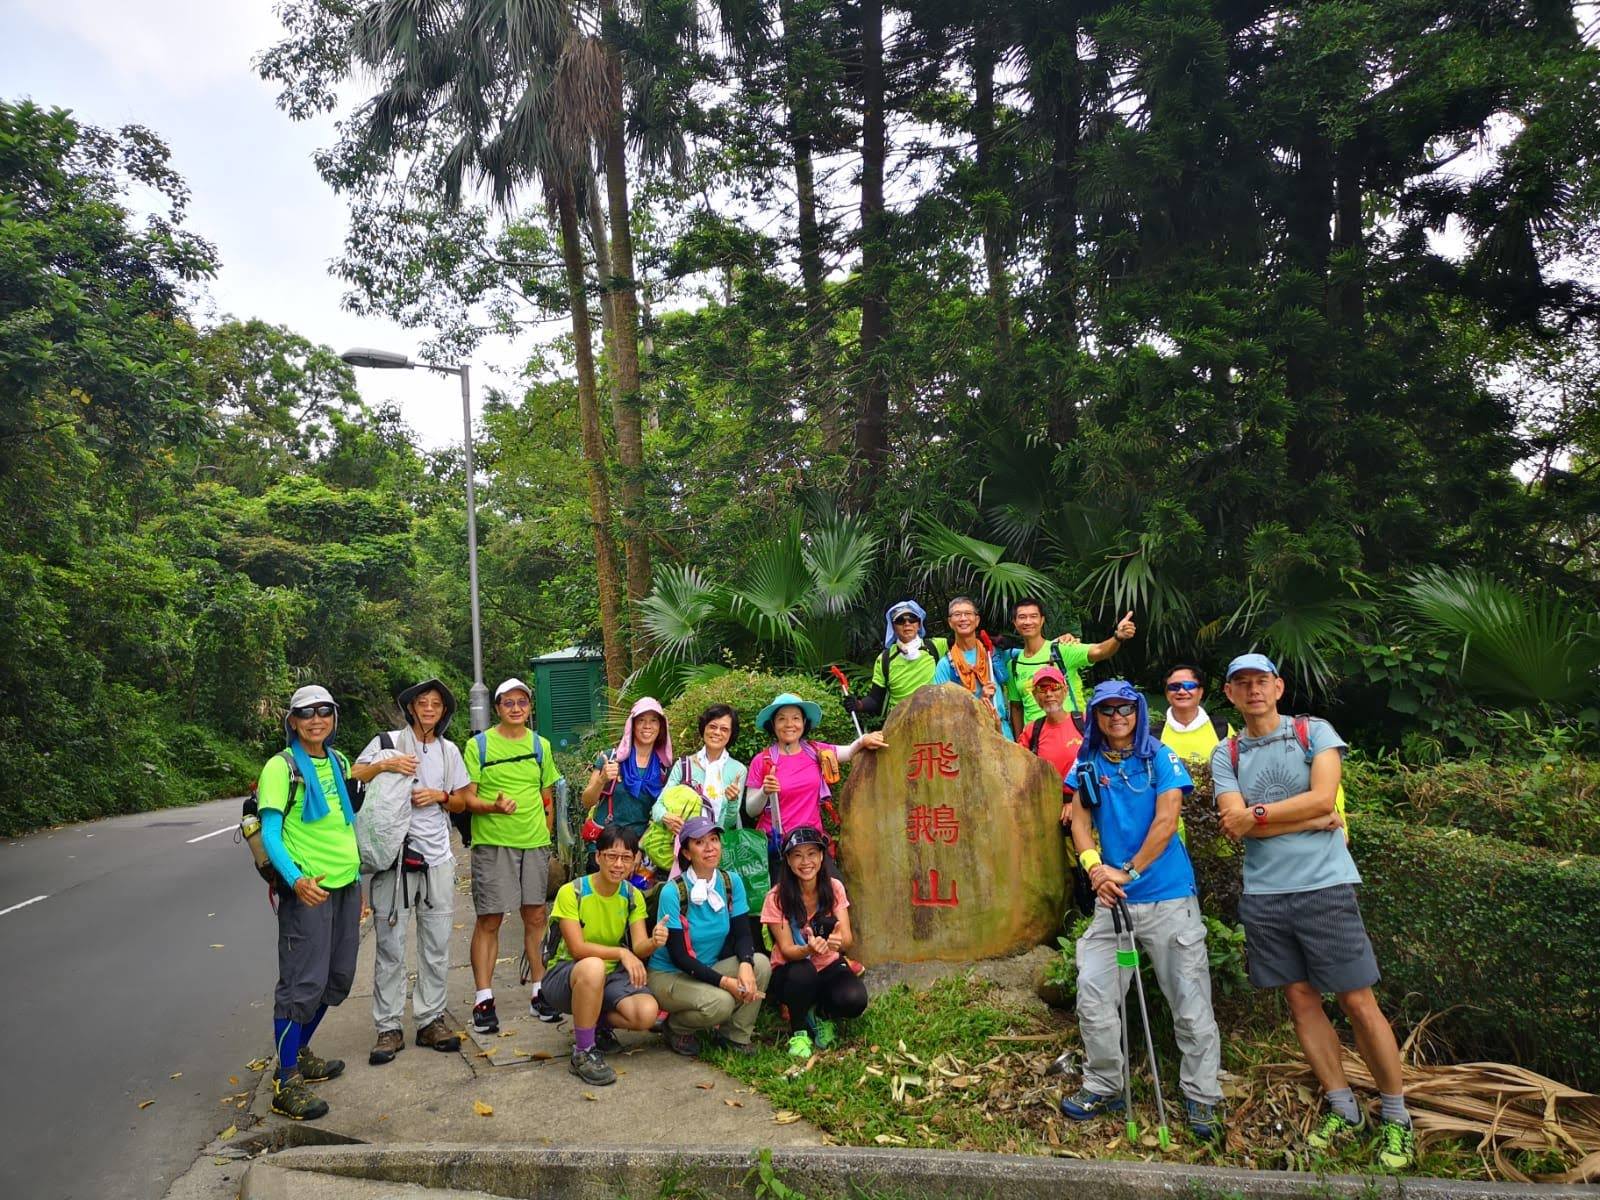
[471,844,551,915]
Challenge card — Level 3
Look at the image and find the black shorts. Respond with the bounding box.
[1237,883,1380,994]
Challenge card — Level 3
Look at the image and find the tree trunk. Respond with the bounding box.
[556,184,627,692]
[599,0,652,669]
[852,0,889,487]
[1331,140,1365,333]
[782,0,839,451]
[972,29,1013,364]
[1039,17,1081,444]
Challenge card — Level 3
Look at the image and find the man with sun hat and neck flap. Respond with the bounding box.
[844,599,949,723]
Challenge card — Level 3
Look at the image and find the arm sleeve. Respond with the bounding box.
[730,914,755,963]
[259,809,301,888]
[856,681,887,717]
[666,928,726,985]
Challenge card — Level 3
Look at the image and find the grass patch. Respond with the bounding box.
[703,973,1567,1181]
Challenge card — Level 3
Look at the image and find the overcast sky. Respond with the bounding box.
[2,0,524,450]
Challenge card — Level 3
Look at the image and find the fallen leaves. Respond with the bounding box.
[696,1081,715,1090]
[170,1072,182,1079]
[724,1098,743,1108]
[472,1100,494,1117]
[219,1125,236,1141]
[138,1099,156,1109]
[773,1110,802,1125]
[209,944,225,950]
[245,1058,270,1072]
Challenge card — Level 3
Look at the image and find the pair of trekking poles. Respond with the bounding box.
[1111,897,1172,1150]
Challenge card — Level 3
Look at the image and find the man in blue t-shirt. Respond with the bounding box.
[1211,653,1413,1170]
[1060,680,1223,1141]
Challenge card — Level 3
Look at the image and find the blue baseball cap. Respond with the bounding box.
[1225,653,1278,680]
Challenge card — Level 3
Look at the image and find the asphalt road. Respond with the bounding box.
[0,797,281,1200]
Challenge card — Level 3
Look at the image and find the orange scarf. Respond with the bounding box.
[948,642,993,694]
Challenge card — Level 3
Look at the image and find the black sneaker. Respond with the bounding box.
[472,998,499,1034]
[530,991,561,1024]
[569,1046,616,1086]
[595,1024,622,1054]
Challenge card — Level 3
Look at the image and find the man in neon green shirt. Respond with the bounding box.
[846,599,949,723]
[460,677,562,1034]
[1005,598,1137,729]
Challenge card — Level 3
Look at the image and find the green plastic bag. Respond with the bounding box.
[721,796,771,905]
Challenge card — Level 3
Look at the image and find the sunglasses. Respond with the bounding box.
[1095,702,1139,718]
[893,614,920,625]
[291,703,336,719]
[1033,681,1064,693]
[1166,680,1200,693]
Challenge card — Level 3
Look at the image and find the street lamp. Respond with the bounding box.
[340,347,492,734]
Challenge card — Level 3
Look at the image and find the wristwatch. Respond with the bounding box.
[1120,860,1141,881]
[1252,805,1269,826]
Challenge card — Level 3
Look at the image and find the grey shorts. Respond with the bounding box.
[1238,883,1381,994]
[274,880,362,1024]
[539,958,653,1014]
[471,844,551,915]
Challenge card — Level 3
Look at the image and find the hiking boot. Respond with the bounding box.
[271,1073,328,1121]
[416,1016,461,1052]
[594,1024,622,1055]
[295,1046,344,1082]
[711,1031,759,1056]
[1185,1099,1220,1141]
[812,1017,837,1049]
[569,1046,617,1086]
[1059,1088,1127,1121]
[667,1031,702,1057]
[472,998,499,1034]
[787,1030,814,1058]
[530,991,562,1024]
[1377,1119,1416,1170]
[1307,1107,1366,1150]
[368,1028,404,1066]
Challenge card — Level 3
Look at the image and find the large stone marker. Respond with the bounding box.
[838,684,1066,963]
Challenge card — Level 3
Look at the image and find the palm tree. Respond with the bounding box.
[346,0,631,689]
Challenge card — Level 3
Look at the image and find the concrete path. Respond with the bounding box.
[0,797,276,1200]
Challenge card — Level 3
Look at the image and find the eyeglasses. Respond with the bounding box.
[595,851,634,865]
[893,614,920,625]
[948,609,978,619]
[498,697,530,710]
[291,703,336,719]
[1166,681,1200,693]
[1095,702,1139,718]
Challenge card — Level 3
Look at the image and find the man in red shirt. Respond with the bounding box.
[1015,666,1084,816]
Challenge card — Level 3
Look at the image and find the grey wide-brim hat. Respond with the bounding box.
[283,684,338,742]
[396,677,457,736]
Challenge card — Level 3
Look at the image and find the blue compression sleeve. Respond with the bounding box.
[274,1017,302,1081]
[300,1004,328,1048]
[260,809,302,887]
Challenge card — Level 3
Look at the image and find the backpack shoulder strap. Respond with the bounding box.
[1026,719,1044,753]
[277,749,303,816]
[474,732,488,767]
[1228,735,1240,774]
[620,879,635,906]
[379,731,395,752]
[675,875,691,913]
[1293,714,1313,762]
[1210,713,1228,740]
[719,869,733,902]
[532,734,543,765]
[881,645,895,681]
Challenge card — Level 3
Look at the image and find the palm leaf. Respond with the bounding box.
[914,516,1058,618]
[636,563,716,660]
[1403,567,1600,706]
[802,515,880,615]
[725,518,816,661]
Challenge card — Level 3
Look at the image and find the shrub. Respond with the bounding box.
[1184,764,1600,1090]
[665,669,856,766]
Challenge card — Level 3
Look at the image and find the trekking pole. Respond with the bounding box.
[1110,901,1139,1145]
[1116,898,1171,1150]
[828,665,866,740]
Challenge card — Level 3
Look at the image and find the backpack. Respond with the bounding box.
[1226,715,1349,827]
[879,636,949,686]
[543,873,638,967]
[1024,712,1086,752]
[672,868,735,959]
[474,730,543,771]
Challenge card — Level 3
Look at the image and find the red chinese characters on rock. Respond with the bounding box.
[905,804,959,846]
[910,868,959,908]
[906,740,959,782]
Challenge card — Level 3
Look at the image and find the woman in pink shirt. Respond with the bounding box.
[761,826,868,1058]
[743,691,885,855]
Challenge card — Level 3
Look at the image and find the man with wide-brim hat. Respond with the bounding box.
[349,678,471,1065]
[256,684,362,1121]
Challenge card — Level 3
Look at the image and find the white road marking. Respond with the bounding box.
[186,826,235,845]
[0,894,47,917]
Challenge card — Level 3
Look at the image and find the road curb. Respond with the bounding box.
[241,1142,1597,1200]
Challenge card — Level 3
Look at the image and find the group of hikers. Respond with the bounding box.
[250,592,1415,1171]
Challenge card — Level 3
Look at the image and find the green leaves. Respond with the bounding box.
[913,516,1057,620]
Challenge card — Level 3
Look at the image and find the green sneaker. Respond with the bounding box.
[812,1018,836,1049]
[295,1046,345,1082]
[1307,1108,1365,1150]
[1378,1119,1416,1170]
[787,1030,814,1058]
[271,1073,328,1121]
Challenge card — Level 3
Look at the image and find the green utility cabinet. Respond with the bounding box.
[531,646,605,750]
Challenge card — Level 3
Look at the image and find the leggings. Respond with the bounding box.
[769,957,869,1030]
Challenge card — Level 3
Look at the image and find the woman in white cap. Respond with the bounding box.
[255,685,362,1121]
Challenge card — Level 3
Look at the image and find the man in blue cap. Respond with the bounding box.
[844,600,948,722]
[1211,654,1413,1170]
[1060,680,1224,1141]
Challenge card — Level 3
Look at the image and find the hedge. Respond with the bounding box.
[1183,771,1600,1091]
[664,670,857,767]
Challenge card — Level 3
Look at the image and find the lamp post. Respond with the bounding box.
[340,347,492,734]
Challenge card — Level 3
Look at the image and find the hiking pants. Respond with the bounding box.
[769,957,869,1030]
[274,880,361,1024]
[647,954,772,1045]
[370,861,455,1032]
[1075,896,1222,1105]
